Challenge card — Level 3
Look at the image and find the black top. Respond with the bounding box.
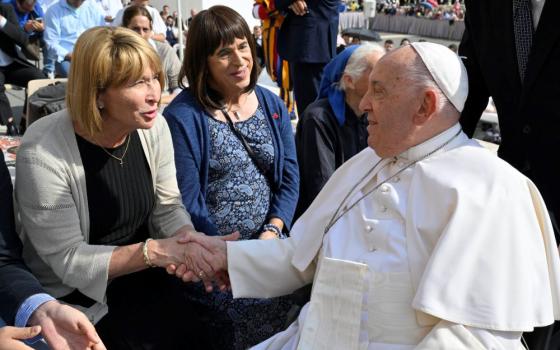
[295,98,368,219]
[76,131,154,246]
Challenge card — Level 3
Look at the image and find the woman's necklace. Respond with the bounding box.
[324,129,462,233]
[98,134,131,167]
[224,94,248,121]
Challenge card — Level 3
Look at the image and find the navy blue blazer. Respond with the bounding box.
[163,86,299,236]
[275,0,339,63]
[0,156,45,324]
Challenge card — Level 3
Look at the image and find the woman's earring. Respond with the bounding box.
[97,101,104,110]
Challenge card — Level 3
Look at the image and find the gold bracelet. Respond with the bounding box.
[142,238,155,267]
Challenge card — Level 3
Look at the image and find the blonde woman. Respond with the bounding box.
[15,26,216,349]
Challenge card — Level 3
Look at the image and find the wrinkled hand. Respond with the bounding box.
[28,301,105,350]
[0,325,40,350]
[289,0,308,15]
[166,231,239,292]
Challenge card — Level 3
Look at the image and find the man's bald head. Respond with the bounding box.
[358,43,468,158]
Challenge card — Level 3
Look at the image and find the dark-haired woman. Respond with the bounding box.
[163,5,299,349]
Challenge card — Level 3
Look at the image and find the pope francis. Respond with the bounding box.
[177,42,560,350]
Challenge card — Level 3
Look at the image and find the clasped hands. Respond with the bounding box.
[154,230,239,292]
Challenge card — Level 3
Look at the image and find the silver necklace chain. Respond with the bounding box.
[324,129,462,233]
[98,134,131,167]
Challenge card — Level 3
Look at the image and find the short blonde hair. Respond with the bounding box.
[66,26,164,137]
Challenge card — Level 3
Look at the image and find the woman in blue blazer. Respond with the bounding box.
[163,6,299,350]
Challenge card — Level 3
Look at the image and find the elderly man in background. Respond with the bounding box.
[295,43,385,219]
[43,0,104,77]
[175,42,560,349]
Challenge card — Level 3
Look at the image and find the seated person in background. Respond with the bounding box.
[163,6,299,349]
[400,37,410,46]
[43,0,104,77]
[175,42,560,349]
[122,5,181,104]
[0,154,105,350]
[15,26,221,349]
[4,0,53,76]
[295,43,385,219]
[111,0,166,42]
[383,38,394,51]
[0,4,45,135]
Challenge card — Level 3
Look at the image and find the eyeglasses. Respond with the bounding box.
[127,74,160,91]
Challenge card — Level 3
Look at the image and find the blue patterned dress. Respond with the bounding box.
[189,106,294,350]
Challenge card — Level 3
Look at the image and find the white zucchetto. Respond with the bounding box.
[410,42,469,113]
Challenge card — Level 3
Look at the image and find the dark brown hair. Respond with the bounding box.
[180,5,259,110]
[122,5,152,28]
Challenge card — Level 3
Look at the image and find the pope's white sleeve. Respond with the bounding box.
[415,320,523,350]
[227,237,315,299]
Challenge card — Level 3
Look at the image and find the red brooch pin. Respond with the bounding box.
[272,113,279,119]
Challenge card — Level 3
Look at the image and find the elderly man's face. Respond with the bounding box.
[359,48,421,158]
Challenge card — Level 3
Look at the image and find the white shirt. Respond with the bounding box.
[37,0,58,13]
[532,0,545,29]
[91,0,122,22]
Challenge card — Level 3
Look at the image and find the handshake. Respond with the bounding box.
[147,229,240,292]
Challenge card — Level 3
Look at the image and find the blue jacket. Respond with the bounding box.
[163,86,299,236]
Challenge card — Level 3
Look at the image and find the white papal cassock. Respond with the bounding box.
[227,124,560,349]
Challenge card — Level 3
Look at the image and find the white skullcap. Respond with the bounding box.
[410,42,468,112]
